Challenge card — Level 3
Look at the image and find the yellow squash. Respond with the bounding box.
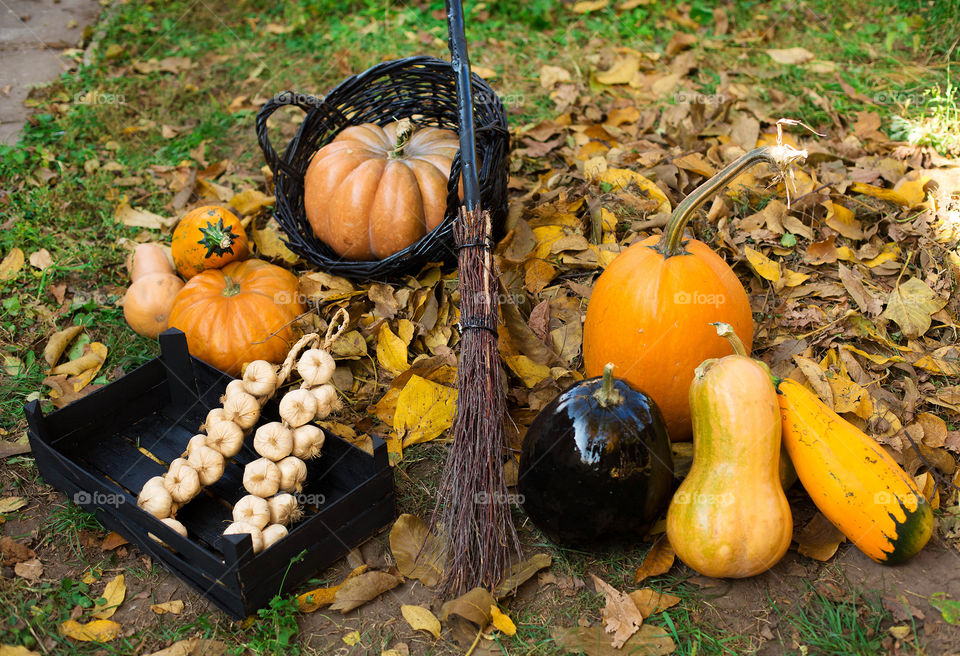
[666,328,792,578]
[778,378,933,564]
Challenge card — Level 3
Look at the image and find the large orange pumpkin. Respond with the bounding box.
[171,206,248,279]
[303,119,459,260]
[583,147,802,441]
[168,259,305,376]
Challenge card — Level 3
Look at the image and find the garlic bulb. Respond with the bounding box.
[187,445,225,486]
[165,458,201,503]
[291,425,325,460]
[243,360,278,397]
[243,457,281,498]
[310,384,341,420]
[183,434,208,458]
[232,494,270,530]
[262,524,288,549]
[138,476,173,519]
[206,419,245,458]
[201,407,229,432]
[278,389,317,428]
[221,379,247,402]
[161,517,188,537]
[277,456,308,493]
[223,521,264,554]
[267,493,301,526]
[223,391,260,430]
[253,422,293,461]
[297,349,336,387]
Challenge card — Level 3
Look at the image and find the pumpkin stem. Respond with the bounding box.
[656,145,807,258]
[197,218,239,258]
[594,363,623,407]
[391,118,415,159]
[221,275,241,297]
[712,322,748,357]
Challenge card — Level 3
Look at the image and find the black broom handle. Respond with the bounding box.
[445,0,481,211]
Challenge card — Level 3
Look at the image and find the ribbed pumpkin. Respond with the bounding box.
[583,146,805,441]
[168,259,305,376]
[303,119,459,261]
[171,206,248,279]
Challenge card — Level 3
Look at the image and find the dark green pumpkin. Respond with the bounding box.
[517,364,674,546]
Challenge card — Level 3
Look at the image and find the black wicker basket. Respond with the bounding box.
[255,56,509,280]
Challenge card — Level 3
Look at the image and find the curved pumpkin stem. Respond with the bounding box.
[712,322,748,357]
[221,275,241,297]
[391,118,415,159]
[656,145,807,258]
[594,362,623,408]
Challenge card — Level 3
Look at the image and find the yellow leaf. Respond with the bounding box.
[530,225,566,260]
[490,605,517,636]
[0,646,42,656]
[573,0,608,13]
[401,605,442,639]
[795,513,845,561]
[229,189,275,216]
[539,65,572,89]
[342,631,361,646]
[503,354,552,388]
[524,259,557,294]
[595,55,640,85]
[0,248,25,282]
[92,574,126,620]
[390,514,446,586]
[252,219,298,264]
[0,497,26,513]
[850,181,926,208]
[60,619,121,642]
[393,375,457,447]
[634,538,675,583]
[765,47,815,65]
[881,277,947,339]
[744,246,781,282]
[893,174,931,207]
[628,589,681,618]
[115,200,176,231]
[70,342,108,393]
[598,169,671,213]
[296,565,367,612]
[824,202,863,240]
[782,268,810,287]
[150,600,184,615]
[377,323,410,375]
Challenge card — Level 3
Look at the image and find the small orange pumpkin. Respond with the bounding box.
[168,259,305,376]
[583,146,805,441]
[171,206,248,279]
[303,119,459,260]
[123,273,184,339]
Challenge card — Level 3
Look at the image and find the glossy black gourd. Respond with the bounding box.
[518,364,674,546]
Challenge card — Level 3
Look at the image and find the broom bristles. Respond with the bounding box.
[433,206,520,596]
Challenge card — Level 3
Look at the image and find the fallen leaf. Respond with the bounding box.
[401,605,442,639]
[792,356,835,410]
[634,537,675,583]
[0,248,24,282]
[342,631,361,646]
[229,189,274,216]
[377,323,410,375]
[141,639,227,656]
[573,0,608,13]
[881,277,946,339]
[60,619,121,642]
[101,532,128,551]
[0,646,42,655]
[441,588,496,626]
[591,574,643,648]
[296,565,367,612]
[598,169,671,213]
[916,413,947,448]
[494,553,552,598]
[252,219,298,264]
[14,558,43,581]
[490,606,517,636]
[765,47,815,65]
[330,571,402,613]
[393,375,457,447]
[0,536,35,564]
[795,513,845,561]
[151,600,184,615]
[551,625,676,656]
[28,249,53,271]
[838,264,882,316]
[744,246,781,282]
[92,574,126,619]
[389,514,446,586]
[115,200,176,231]
[931,592,960,625]
[628,589,682,618]
[595,55,640,85]
[540,65,572,89]
[44,326,83,367]
[503,354,552,388]
[0,497,27,513]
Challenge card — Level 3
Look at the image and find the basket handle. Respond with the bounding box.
[255,91,322,176]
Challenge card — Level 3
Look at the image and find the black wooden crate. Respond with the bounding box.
[23,329,395,619]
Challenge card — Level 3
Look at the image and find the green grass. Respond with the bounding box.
[776,584,892,655]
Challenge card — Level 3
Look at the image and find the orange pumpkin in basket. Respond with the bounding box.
[304,119,459,261]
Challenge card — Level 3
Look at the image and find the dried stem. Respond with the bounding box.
[433,206,520,596]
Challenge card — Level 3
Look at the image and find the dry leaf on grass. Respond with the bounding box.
[550,625,676,656]
[389,514,446,586]
[59,619,122,642]
[0,497,27,513]
[765,47,815,65]
[151,600,184,615]
[401,605,442,639]
[591,574,644,648]
[92,574,126,620]
[494,553,552,598]
[0,645,43,655]
[330,571,403,613]
[28,249,53,271]
[881,277,946,339]
[0,248,25,282]
[142,639,227,656]
[490,605,517,636]
[14,558,43,581]
[0,537,35,564]
[44,326,84,367]
[296,565,367,612]
[115,201,176,231]
[795,512,846,561]
[440,588,497,626]
[629,589,682,618]
[634,537,676,583]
